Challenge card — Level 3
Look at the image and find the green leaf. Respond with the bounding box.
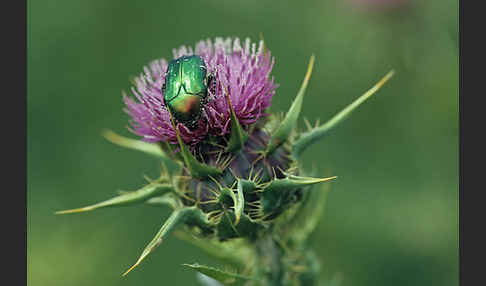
[181,140,223,179]
[293,70,395,158]
[265,55,315,155]
[238,179,257,194]
[184,263,254,286]
[145,193,182,210]
[261,174,336,194]
[217,211,265,241]
[102,129,174,163]
[233,180,245,225]
[168,111,222,179]
[260,174,336,219]
[217,184,244,226]
[224,85,248,153]
[218,188,237,207]
[123,207,211,276]
[55,183,174,214]
[174,232,253,268]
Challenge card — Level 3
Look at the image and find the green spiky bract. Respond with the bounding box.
[57,51,394,285]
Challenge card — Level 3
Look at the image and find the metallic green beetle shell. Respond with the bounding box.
[162,55,211,128]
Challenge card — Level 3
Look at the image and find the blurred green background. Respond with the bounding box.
[27,0,458,285]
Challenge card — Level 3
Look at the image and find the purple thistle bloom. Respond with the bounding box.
[123,37,278,145]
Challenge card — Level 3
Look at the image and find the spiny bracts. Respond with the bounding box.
[57,37,393,285]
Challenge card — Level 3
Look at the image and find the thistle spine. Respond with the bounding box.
[293,70,395,158]
[265,55,315,155]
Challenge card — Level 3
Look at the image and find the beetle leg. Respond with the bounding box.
[207,73,217,96]
[200,109,209,125]
[161,82,166,95]
[186,115,201,130]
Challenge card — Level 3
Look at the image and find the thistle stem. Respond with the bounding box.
[256,236,285,286]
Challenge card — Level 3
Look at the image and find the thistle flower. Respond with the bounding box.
[57,37,394,285]
[124,38,277,145]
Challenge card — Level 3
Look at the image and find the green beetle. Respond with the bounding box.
[162,55,215,129]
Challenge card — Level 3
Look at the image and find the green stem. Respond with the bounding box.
[256,236,285,286]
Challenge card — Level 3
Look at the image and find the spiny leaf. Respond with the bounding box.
[196,272,225,286]
[217,211,265,241]
[174,231,252,268]
[55,183,174,214]
[262,174,337,194]
[239,178,257,193]
[123,207,210,276]
[218,184,246,226]
[293,70,395,158]
[233,180,245,225]
[219,188,238,209]
[216,180,246,226]
[183,263,255,286]
[168,110,222,179]
[265,55,315,155]
[260,174,336,219]
[224,85,248,153]
[145,193,182,210]
[102,129,174,164]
